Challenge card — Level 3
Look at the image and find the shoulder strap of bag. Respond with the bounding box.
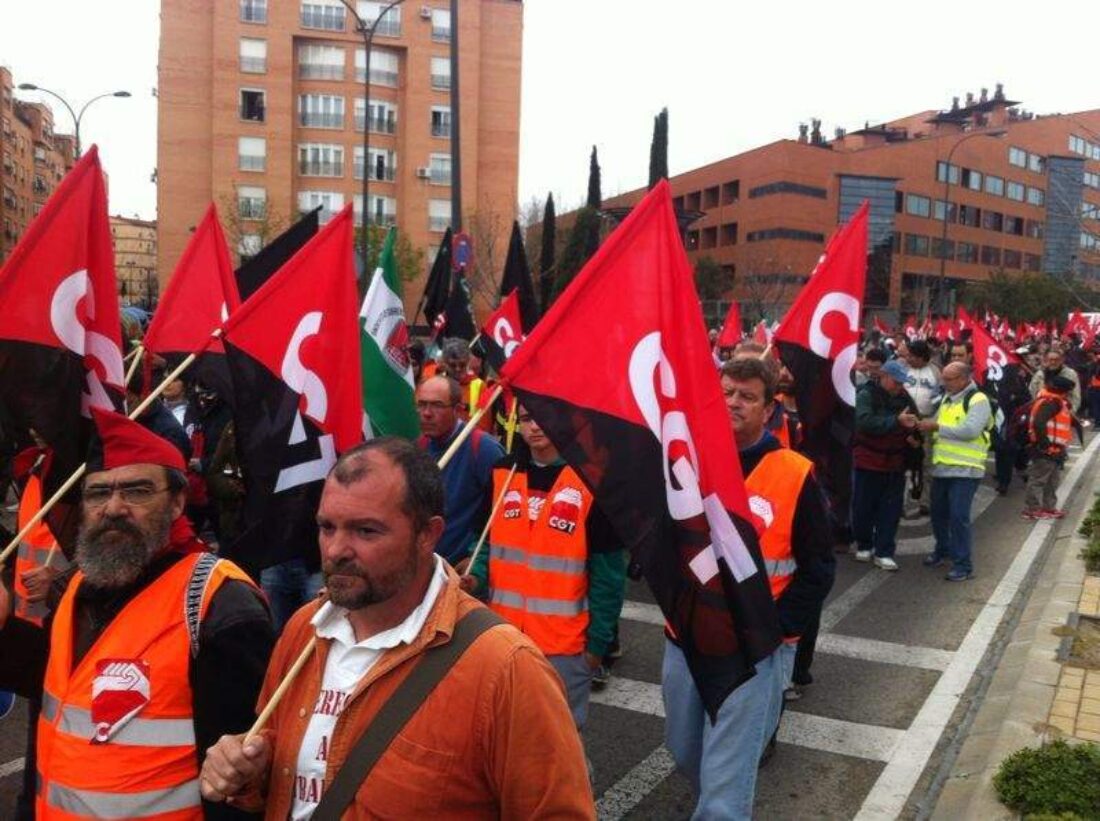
[312,606,505,821]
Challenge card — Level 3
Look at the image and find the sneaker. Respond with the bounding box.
[604,637,623,661]
[854,549,873,562]
[945,568,973,582]
[873,556,899,571]
[922,554,947,568]
[1021,508,1044,521]
[783,686,803,703]
[1042,508,1066,519]
[902,508,924,520]
[591,664,610,691]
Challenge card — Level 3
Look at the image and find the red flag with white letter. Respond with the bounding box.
[971,322,1021,386]
[218,206,363,574]
[480,289,525,372]
[500,181,781,719]
[773,201,868,544]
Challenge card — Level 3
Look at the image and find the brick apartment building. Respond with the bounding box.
[0,67,75,264]
[111,215,158,310]
[595,87,1100,320]
[156,0,522,312]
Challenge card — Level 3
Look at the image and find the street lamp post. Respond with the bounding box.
[16,84,131,159]
[932,128,1006,316]
[337,0,405,284]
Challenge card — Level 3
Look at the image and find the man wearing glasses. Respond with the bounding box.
[415,375,504,567]
[0,408,273,821]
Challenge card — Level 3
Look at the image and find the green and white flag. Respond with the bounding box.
[359,229,420,439]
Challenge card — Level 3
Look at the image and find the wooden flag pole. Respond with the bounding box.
[0,329,223,569]
[437,384,503,470]
[246,382,508,736]
[124,344,145,386]
[461,463,517,579]
[122,347,141,363]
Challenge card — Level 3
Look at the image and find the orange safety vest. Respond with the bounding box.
[36,552,256,821]
[1091,372,1100,390]
[1029,389,1072,455]
[13,474,69,626]
[487,463,592,655]
[744,448,813,601]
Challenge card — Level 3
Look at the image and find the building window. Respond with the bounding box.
[239,89,266,122]
[720,223,738,246]
[984,175,1004,197]
[1006,181,1025,202]
[747,180,827,200]
[933,200,957,223]
[431,106,452,138]
[957,205,981,228]
[1025,253,1042,272]
[1026,187,1044,207]
[1085,171,1100,190]
[240,0,267,23]
[904,234,929,256]
[238,136,266,171]
[980,246,1001,266]
[1070,135,1086,155]
[428,198,451,232]
[722,181,740,204]
[1028,153,1043,174]
[299,44,345,80]
[355,147,396,181]
[431,8,451,41]
[703,186,720,209]
[356,48,399,85]
[429,153,452,185]
[931,237,955,260]
[956,241,978,264]
[981,210,1004,232]
[745,227,825,243]
[431,57,451,90]
[238,186,266,219]
[298,190,344,223]
[354,194,397,227]
[961,168,982,191]
[357,1,401,36]
[1008,147,1027,167]
[905,193,931,218]
[239,38,267,73]
[1026,219,1044,239]
[298,94,345,129]
[301,0,345,30]
[1005,216,1024,236]
[298,143,344,177]
[1003,249,1022,269]
[935,162,960,185]
[360,99,396,134]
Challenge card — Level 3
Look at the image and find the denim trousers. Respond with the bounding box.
[662,641,785,820]
[260,557,325,632]
[852,468,906,558]
[549,653,593,730]
[930,476,981,574]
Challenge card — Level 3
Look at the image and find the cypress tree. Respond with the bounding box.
[586,145,602,209]
[552,207,601,301]
[538,193,557,311]
[652,108,669,186]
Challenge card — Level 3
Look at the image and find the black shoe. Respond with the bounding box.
[591,664,610,691]
[995,483,1008,496]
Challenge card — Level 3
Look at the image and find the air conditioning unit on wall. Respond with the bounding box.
[419,6,433,19]
[416,167,431,179]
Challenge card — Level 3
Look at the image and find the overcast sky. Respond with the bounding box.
[2,1,1096,223]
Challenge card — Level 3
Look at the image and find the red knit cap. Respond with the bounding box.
[89,408,187,472]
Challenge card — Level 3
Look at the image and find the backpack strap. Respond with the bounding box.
[185,552,219,659]
[311,607,505,820]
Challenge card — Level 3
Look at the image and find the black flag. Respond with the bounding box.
[416,227,452,329]
[442,269,477,341]
[499,221,540,332]
[235,207,321,301]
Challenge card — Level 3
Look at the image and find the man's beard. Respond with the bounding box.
[76,508,174,590]
[323,549,420,611]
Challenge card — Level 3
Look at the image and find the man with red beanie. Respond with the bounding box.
[0,409,274,821]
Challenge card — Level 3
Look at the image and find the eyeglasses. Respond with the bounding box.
[82,482,171,508]
[416,400,455,412]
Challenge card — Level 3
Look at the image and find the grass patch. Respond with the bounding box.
[994,740,1100,819]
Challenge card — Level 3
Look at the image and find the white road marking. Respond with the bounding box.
[595,747,677,820]
[855,433,1100,820]
[819,570,892,633]
[0,757,24,779]
[619,599,664,626]
[899,484,997,530]
[815,633,954,672]
[591,674,667,717]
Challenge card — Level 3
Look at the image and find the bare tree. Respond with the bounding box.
[464,197,510,310]
[218,191,288,267]
[738,250,802,323]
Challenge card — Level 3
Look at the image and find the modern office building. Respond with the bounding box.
[156,0,523,312]
[0,67,75,264]
[597,87,1100,319]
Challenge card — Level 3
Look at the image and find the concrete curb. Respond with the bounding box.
[931,444,1100,820]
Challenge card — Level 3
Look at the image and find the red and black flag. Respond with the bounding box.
[0,146,124,544]
[142,204,240,400]
[500,180,781,718]
[219,205,363,576]
[773,201,868,545]
[715,301,743,349]
[235,206,320,301]
[480,290,525,373]
[499,221,540,333]
[414,226,452,331]
[971,321,1021,386]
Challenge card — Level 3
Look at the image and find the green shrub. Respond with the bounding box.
[1082,537,1100,574]
[994,740,1100,818]
[1079,496,1100,538]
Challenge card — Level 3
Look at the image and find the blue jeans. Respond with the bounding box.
[261,558,324,632]
[851,468,906,558]
[930,477,981,574]
[549,654,593,730]
[662,641,785,820]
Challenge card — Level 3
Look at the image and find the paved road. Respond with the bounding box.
[3,435,1096,818]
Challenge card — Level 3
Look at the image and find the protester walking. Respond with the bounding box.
[1022,375,1075,519]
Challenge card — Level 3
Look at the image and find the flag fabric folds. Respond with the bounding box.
[773,201,869,545]
[500,180,781,719]
[971,322,1021,386]
[716,301,742,348]
[360,228,420,440]
[0,146,124,544]
[499,221,540,333]
[441,269,478,341]
[219,205,363,574]
[416,226,453,329]
[480,290,525,373]
[235,207,320,301]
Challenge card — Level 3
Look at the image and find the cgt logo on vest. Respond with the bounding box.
[548,487,583,534]
[91,659,151,743]
[502,489,524,520]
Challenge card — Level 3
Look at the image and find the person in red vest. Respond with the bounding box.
[0,409,273,821]
[1023,375,1076,520]
[463,405,627,729]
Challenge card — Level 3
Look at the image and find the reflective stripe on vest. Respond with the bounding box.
[745,448,813,602]
[933,390,991,470]
[487,464,592,655]
[45,778,202,820]
[40,694,196,747]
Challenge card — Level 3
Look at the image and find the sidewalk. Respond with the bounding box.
[932,441,1100,820]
